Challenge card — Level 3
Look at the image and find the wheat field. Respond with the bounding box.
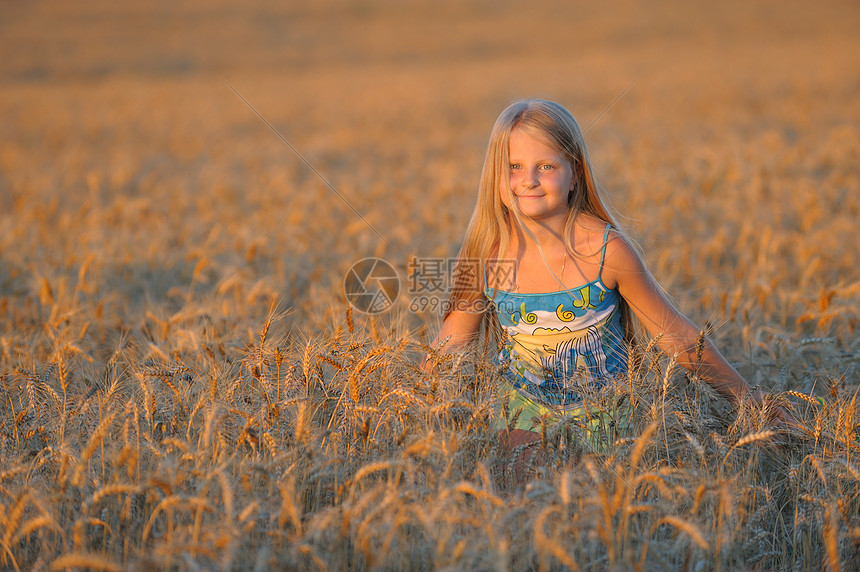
[1,1,859,570]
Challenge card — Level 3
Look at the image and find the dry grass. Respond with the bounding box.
[1,0,859,569]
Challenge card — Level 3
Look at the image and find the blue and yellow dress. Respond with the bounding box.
[485,225,630,445]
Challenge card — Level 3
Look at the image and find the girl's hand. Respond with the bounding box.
[749,390,800,431]
[422,308,485,373]
[420,352,439,374]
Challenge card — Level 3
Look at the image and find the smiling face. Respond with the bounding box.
[501,127,576,223]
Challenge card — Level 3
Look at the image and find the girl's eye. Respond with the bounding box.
[509,164,521,171]
[541,164,554,171]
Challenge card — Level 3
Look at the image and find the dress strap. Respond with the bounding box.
[483,266,495,298]
[597,224,612,283]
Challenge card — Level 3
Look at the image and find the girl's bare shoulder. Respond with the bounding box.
[571,213,614,253]
[600,229,648,290]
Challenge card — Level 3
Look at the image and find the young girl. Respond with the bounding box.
[423,99,790,458]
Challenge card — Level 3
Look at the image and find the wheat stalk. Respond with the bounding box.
[50,553,121,572]
[90,484,141,507]
[534,505,579,571]
[824,503,840,572]
[651,515,709,550]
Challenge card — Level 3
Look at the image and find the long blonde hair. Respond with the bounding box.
[449,98,637,342]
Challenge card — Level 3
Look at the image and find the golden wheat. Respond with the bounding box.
[0,1,857,569]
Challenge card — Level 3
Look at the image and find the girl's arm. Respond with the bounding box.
[606,234,792,424]
[421,308,485,372]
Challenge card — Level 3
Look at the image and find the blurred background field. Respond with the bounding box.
[1,1,859,570]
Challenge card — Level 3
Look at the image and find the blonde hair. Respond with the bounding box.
[449,98,636,341]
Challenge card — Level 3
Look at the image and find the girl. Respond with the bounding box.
[423,99,790,459]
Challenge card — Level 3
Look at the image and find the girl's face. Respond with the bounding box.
[502,127,576,222]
